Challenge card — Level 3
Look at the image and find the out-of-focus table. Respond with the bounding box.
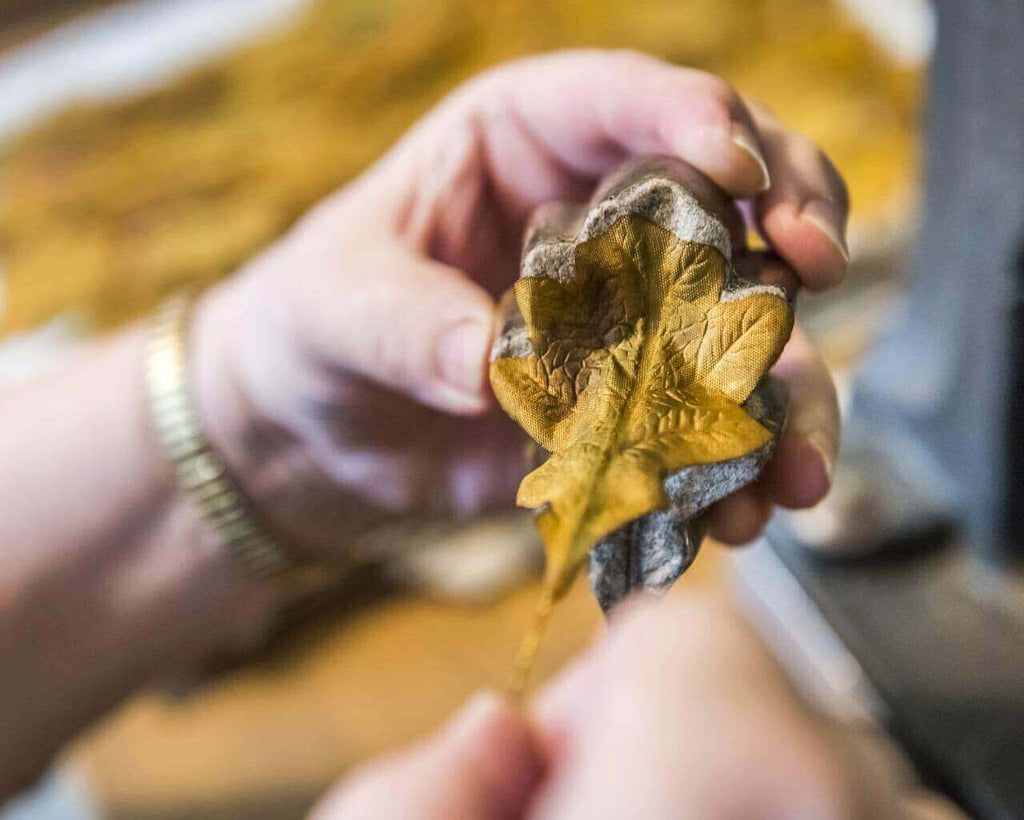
[69,548,717,819]
[72,574,669,819]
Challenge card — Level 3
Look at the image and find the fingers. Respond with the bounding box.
[274,220,497,415]
[834,725,969,820]
[460,52,850,297]
[749,103,851,291]
[733,249,800,299]
[902,793,971,820]
[705,483,773,545]
[762,325,840,509]
[376,51,849,296]
[531,593,872,820]
[309,692,542,820]
[704,318,838,543]
[464,50,772,210]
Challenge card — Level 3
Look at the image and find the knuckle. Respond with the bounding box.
[691,71,741,110]
[790,139,850,210]
[453,50,553,104]
[747,96,779,122]
[450,65,503,108]
[607,47,661,71]
[788,131,823,162]
[596,48,669,87]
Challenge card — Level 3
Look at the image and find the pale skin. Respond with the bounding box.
[313,594,966,820]
[0,49,943,814]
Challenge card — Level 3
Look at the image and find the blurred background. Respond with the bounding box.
[0,1,931,818]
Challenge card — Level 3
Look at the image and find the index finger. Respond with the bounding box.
[460,51,772,210]
[749,103,851,291]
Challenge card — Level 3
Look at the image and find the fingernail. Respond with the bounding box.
[801,200,850,265]
[730,122,771,192]
[437,319,491,399]
[804,429,835,485]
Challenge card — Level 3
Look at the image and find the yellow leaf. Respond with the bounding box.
[696,293,794,403]
[491,210,793,697]
[491,213,793,600]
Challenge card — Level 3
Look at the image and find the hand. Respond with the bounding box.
[309,593,965,820]
[194,50,847,560]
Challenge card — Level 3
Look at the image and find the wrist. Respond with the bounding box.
[0,326,283,796]
[133,481,285,678]
[190,277,360,564]
[127,319,286,674]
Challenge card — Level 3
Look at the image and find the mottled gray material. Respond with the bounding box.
[519,160,732,287]
[493,156,790,612]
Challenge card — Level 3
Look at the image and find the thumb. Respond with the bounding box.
[298,241,497,415]
[309,692,543,820]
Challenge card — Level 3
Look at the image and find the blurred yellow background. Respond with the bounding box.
[0,0,917,335]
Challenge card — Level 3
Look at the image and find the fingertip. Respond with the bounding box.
[805,429,836,487]
[446,690,536,759]
[429,315,494,414]
[443,690,545,816]
[801,207,850,266]
[650,67,771,197]
[679,124,772,199]
[730,122,772,193]
[765,430,834,509]
[799,196,850,282]
[321,246,499,416]
[426,382,494,417]
[707,488,773,545]
[759,200,849,291]
[447,690,514,739]
[312,691,542,820]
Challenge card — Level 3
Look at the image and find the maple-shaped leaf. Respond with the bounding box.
[491,170,794,610]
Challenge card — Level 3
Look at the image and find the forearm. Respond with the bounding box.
[0,324,277,798]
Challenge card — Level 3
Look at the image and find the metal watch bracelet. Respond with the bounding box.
[145,292,292,578]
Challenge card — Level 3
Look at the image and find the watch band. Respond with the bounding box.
[145,292,292,578]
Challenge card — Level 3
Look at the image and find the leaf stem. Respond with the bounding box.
[507,580,557,701]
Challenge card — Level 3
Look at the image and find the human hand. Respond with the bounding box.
[194,50,847,560]
[309,593,964,820]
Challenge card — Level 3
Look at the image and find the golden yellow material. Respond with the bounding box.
[492,215,792,635]
[0,0,917,334]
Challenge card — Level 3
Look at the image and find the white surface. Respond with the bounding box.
[0,0,309,143]
[729,540,886,727]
